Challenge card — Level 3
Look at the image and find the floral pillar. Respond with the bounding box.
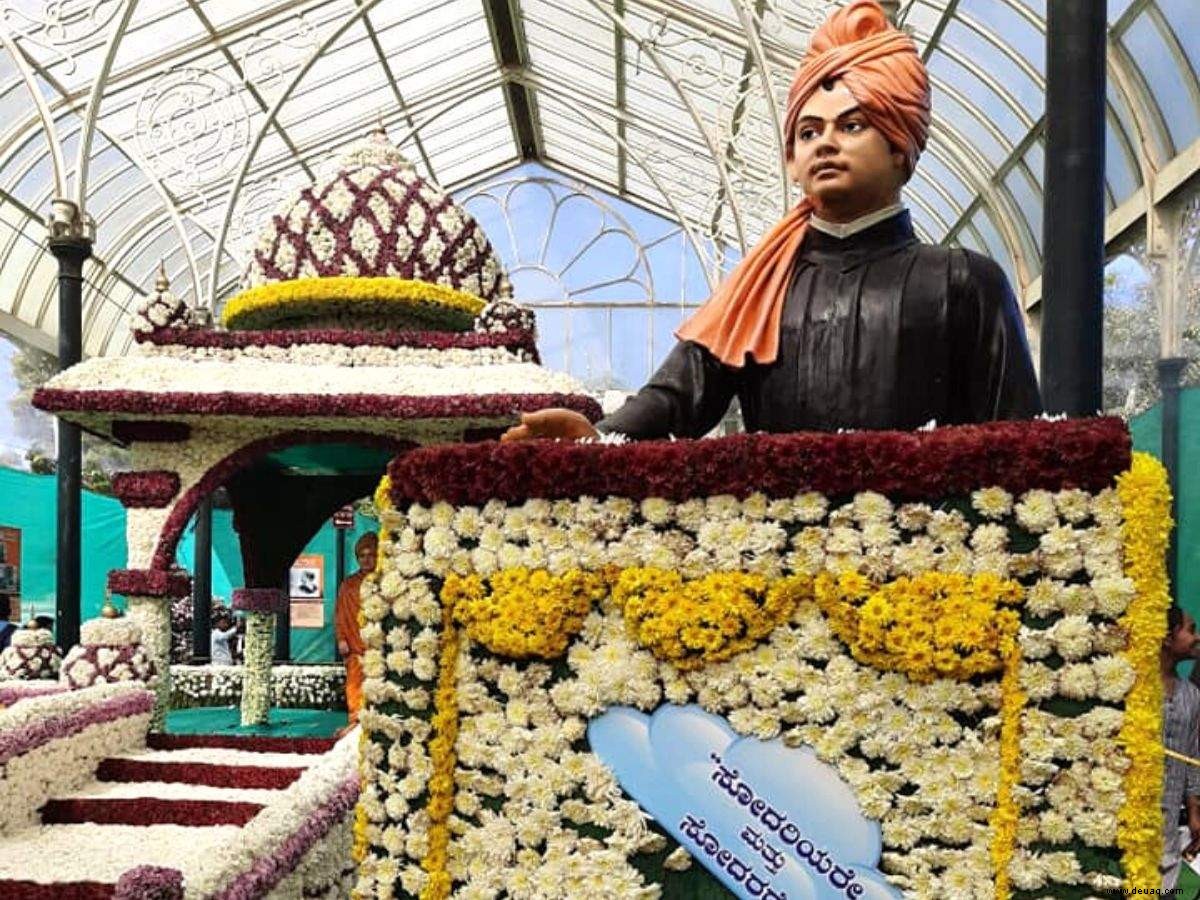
[108,569,192,729]
[234,589,287,726]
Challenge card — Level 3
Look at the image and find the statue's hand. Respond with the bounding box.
[501,408,599,442]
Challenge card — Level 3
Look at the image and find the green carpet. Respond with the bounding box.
[165,706,347,737]
[1181,864,1200,898]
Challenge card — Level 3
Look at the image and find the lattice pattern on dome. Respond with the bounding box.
[246,135,512,304]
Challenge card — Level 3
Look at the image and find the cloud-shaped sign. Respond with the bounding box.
[588,705,901,900]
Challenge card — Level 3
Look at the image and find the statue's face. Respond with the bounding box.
[788,80,907,217]
[356,538,378,573]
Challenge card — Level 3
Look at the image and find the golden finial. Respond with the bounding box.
[100,588,121,619]
[155,260,170,294]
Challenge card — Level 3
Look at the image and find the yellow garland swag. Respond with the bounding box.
[613,568,810,670]
[221,276,485,330]
[1115,452,1173,892]
[815,570,1024,683]
[444,568,614,659]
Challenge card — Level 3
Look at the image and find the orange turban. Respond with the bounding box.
[676,0,931,367]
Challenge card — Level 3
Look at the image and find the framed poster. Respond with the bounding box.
[0,526,20,619]
[289,553,324,600]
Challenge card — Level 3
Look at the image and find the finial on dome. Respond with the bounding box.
[132,260,189,334]
[338,121,413,171]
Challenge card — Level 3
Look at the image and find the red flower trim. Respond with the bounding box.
[0,881,113,899]
[134,325,538,359]
[96,758,304,790]
[150,430,414,570]
[111,421,191,444]
[33,388,602,425]
[147,732,336,754]
[108,569,192,599]
[110,471,180,508]
[389,417,1132,506]
[232,588,288,614]
[41,797,263,827]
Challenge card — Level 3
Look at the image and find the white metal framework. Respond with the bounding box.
[0,0,1198,361]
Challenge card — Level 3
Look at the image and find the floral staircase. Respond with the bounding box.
[0,728,353,899]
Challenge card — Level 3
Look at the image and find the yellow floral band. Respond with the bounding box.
[221,276,486,332]
[354,448,1170,899]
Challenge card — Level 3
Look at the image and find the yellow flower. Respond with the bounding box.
[221,275,485,331]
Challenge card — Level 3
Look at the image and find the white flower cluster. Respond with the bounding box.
[356,483,1132,898]
[240,613,276,726]
[59,643,156,690]
[47,355,585,401]
[80,618,143,647]
[188,729,360,898]
[170,664,346,709]
[138,341,535,369]
[126,597,173,729]
[0,684,152,833]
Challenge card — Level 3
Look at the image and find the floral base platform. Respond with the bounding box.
[353,417,1169,900]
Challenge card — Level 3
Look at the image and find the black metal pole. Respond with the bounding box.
[191,495,213,661]
[335,527,347,596]
[49,234,91,650]
[1160,357,1187,597]
[1040,2,1106,416]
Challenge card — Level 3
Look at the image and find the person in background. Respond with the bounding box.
[1161,606,1200,888]
[210,610,238,666]
[335,532,378,730]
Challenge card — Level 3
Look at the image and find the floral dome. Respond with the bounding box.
[224,129,512,333]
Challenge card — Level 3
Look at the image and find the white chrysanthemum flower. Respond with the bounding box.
[1015,490,1058,533]
[1092,655,1136,702]
[1051,615,1094,661]
[971,486,1013,519]
[1057,662,1098,699]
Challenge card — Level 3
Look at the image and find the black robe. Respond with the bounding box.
[597,211,1041,438]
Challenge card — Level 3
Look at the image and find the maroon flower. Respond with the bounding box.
[111,472,181,508]
[113,867,183,900]
[388,417,1132,506]
[232,588,288,615]
[108,569,192,599]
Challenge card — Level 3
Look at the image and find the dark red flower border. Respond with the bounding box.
[147,732,336,754]
[108,569,192,599]
[111,471,180,508]
[41,797,263,827]
[150,430,414,570]
[232,588,288,614]
[0,880,114,899]
[33,388,602,426]
[135,325,538,360]
[97,758,304,790]
[111,421,191,444]
[388,417,1132,506]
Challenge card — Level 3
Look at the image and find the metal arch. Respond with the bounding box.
[932,43,1036,133]
[72,0,139,210]
[581,0,749,251]
[208,0,394,308]
[923,125,1032,285]
[0,29,65,198]
[8,1,206,310]
[1143,3,1200,141]
[729,0,790,212]
[1107,29,1175,164]
[527,73,726,290]
[1107,44,1167,184]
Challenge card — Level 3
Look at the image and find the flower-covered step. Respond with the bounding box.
[95,756,305,789]
[60,779,284,805]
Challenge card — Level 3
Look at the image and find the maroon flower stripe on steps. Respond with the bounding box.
[96,757,304,789]
[0,880,113,899]
[41,797,263,827]
[32,389,603,424]
[388,416,1132,506]
[147,732,336,754]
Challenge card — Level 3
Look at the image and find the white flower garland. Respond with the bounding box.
[138,341,534,369]
[170,664,346,709]
[240,612,275,726]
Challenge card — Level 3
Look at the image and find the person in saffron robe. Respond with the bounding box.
[335,532,377,727]
[503,0,1039,443]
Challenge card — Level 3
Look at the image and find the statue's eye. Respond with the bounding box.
[798,127,819,141]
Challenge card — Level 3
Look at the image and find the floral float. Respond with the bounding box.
[353,417,1168,899]
[33,128,598,725]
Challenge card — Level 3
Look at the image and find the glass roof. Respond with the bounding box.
[0,0,1197,358]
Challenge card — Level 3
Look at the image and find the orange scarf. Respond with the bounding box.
[677,0,931,367]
